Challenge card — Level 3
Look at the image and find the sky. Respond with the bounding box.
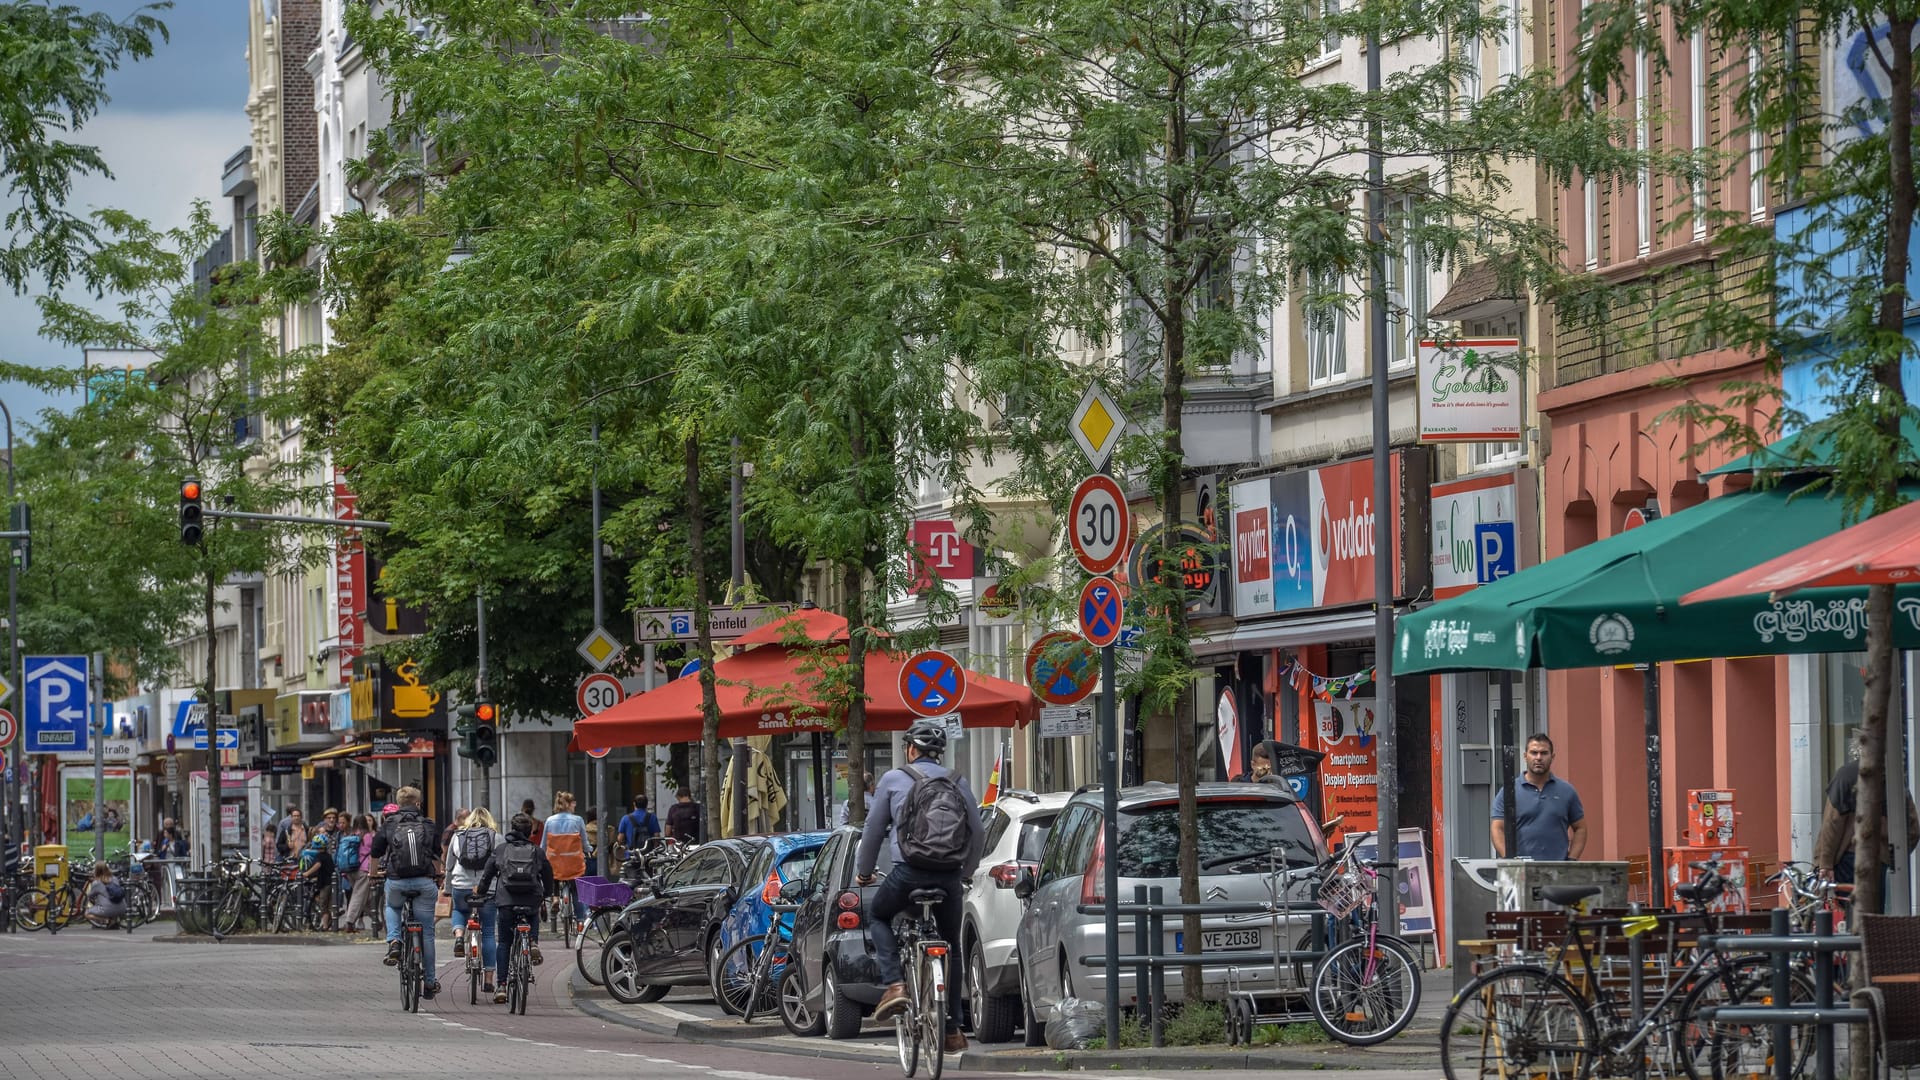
[0,2,251,437]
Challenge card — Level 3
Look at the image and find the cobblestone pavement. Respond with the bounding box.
[0,927,1446,1079]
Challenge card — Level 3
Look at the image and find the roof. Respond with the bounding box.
[1704,415,1920,477]
[1429,259,1526,321]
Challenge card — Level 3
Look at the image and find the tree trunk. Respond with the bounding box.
[687,433,725,829]
[204,572,221,868]
[844,409,869,827]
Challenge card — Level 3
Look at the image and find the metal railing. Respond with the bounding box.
[1697,908,1862,1080]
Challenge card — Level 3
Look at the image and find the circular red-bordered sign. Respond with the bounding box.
[1078,576,1124,648]
[1026,631,1099,706]
[0,708,14,750]
[576,672,626,718]
[1068,474,1130,576]
[899,649,967,718]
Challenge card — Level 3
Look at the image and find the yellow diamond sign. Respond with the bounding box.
[577,626,623,672]
[1070,381,1127,469]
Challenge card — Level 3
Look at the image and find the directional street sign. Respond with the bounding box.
[1078,576,1124,648]
[1026,631,1099,707]
[899,649,967,719]
[0,708,15,750]
[1474,521,1517,585]
[190,727,240,751]
[576,672,626,718]
[1068,474,1130,576]
[1069,381,1127,470]
[577,626,623,672]
[23,655,87,754]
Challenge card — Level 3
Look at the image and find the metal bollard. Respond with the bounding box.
[1771,906,1791,1080]
[1134,884,1152,1033]
[1813,909,1834,1080]
[1149,886,1166,1048]
[1628,902,1646,1080]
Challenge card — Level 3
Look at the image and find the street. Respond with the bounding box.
[0,927,1447,1080]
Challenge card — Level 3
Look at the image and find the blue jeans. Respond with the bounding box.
[496,904,541,983]
[866,865,966,1035]
[450,886,497,975]
[384,877,438,978]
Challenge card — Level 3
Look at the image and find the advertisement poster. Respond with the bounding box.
[1312,698,1379,838]
[1430,470,1537,599]
[1230,476,1273,617]
[60,766,133,854]
[1416,338,1523,442]
[1271,470,1314,611]
[1347,827,1437,937]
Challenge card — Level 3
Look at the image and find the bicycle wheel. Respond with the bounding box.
[124,885,156,932]
[1442,965,1594,1080]
[1310,934,1422,1045]
[1677,958,1817,1080]
[897,960,922,1078]
[561,883,578,948]
[923,953,946,1080]
[12,886,48,931]
[715,935,787,1019]
[576,910,615,986]
[514,948,532,1015]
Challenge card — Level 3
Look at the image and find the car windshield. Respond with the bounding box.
[1018,814,1058,862]
[1115,799,1319,877]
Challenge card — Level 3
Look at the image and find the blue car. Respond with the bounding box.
[707,830,830,1012]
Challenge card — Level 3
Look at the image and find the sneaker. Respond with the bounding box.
[483,981,495,996]
[423,980,440,999]
[494,989,509,1004]
[943,1031,968,1054]
[453,929,465,952]
[873,982,909,1022]
[530,946,544,966]
[384,941,401,966]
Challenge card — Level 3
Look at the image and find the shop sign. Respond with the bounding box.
[300,694,331,736]
[1416,338,1522,442]
[908,519,975,593]
[1311,457,1402,608]
[1230,453,1425,618]
[348,657,447,728]
[266,752,301,775]
[334,466,365,682]
[270,697,301,746]
[1430,470,1538,600]
[329,689,353,732]
[1312,698,1379,839]
[1229,476,1273,616]
[370,730,438,759]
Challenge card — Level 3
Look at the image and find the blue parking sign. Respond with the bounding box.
[1473,522,1517,585]
[24,655,89,754]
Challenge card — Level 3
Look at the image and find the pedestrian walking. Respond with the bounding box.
[666,788,702,845]
[617,796,661,858]
[342,813,379,932]
[520,799,543,846]
[276,807,307,860]
[1491,732,1589,860]
[583,809,600,877]
[1815,733,1920,907]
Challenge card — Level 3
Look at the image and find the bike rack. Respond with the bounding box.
[1697,908,1862,1080]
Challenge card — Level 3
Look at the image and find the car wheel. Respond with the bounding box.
[970,942,1020,1044]
[778,964,825,1037]
[1020,963,1046,1047]
[602,933,669,1005]
[824,964,863,1040]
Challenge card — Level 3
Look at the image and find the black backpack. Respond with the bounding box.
[104,880,125,904]
[499,842,540,900]
[895,765,972,871]
[384,816,436,878]
[454,828,493,870]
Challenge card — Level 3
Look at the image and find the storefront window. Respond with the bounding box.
[1822,651,1868,782]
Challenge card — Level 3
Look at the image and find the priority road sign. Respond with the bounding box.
[1078,576,1124,648]
[0,708,15,750]
[0,672,14,705]
[577,626,623,671]
[1069,381,1127,470]
[1026,631,1099,706]
[1068,474,1130,576]
[900,649,967,719]
[576,672,626,717]
[23,655,87,754]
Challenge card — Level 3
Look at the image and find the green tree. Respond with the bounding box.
[0,1,168,291]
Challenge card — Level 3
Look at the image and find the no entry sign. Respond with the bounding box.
[900,649,968,718]
[1069,475,1130,576]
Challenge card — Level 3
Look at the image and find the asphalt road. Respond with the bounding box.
[0,926,1446,1080]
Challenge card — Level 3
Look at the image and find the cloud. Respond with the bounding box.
[0,108,252,431]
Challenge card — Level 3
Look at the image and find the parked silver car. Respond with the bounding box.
[962,790,1070,1043]
[1014,782,1328,1039]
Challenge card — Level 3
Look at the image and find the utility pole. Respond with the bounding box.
[476,586,490,812]
[729,438,749,837]
[91,651,103,862]
[1367,24,1401,935]
[0,398,19,849]
[591,421,612,864]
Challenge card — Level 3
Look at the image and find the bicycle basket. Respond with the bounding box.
[573,876,633,909]
[1317,872,1371,918]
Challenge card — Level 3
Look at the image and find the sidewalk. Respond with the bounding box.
[567,967,1454,1073]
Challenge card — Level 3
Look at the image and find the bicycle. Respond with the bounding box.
[1287,843,1423,1045]
[393,885,430,1013]
[1440,856,1815,1080]
[711,902,801,1020]
[574,875,634,988]
[891,887,953,1080]
[547,878,579,948]
[502,907,536,1015]
[463,909,487,1004]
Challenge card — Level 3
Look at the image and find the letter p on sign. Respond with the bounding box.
[1473,521,1516,585]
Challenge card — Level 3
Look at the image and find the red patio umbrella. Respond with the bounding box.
[571,612,1036,750]
[1682,498,1920,604]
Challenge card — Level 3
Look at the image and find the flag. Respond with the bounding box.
[981,744,1004,806]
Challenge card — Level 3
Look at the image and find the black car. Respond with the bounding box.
[602,837,767,1004]
[783,825,895,1038]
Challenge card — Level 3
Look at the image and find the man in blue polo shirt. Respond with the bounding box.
[1491,733,1588,860]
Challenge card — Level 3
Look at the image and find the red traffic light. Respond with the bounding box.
[475,703,496,722]
[181,480,201,501]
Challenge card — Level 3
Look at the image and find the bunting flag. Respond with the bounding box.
[981,744,1004,806]
[1280,660,1377,704]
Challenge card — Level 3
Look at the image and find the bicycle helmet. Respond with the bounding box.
[905,717,948,756]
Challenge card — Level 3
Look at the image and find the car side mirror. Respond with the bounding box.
[1013,866,1038,900]
[778,879,810,904]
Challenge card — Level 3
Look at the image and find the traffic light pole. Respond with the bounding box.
[476,587,491,812]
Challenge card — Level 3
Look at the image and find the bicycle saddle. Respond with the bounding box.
[909,887,948,903]
[1675,878,1725,904]
[1540,884,1601,907]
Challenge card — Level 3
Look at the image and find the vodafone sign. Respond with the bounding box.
[1229,451,1423,616]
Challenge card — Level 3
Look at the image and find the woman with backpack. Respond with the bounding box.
[447,807,503,998]
[84,863,127,928]
[333,818,365,930]
[341,813,378,933]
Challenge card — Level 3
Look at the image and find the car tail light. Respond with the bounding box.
[1080,829,1107,907]
[837,889,861,930]
[837,911,861,930]
[989,862,1029,888]
[837,890,860,911]
[761,868,784,905]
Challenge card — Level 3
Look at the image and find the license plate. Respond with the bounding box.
[1173,929,1262,952]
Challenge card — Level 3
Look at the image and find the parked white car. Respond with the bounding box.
[962,789,1069,1043]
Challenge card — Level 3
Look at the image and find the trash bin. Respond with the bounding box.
[173,872,221,936]
[33,845,68,891]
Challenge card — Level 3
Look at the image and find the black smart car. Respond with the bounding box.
[781,825,895,1038]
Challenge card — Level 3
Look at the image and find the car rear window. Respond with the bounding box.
[779,848,821,882]
[1115,800,1319,877]
[1017,813,1058,862]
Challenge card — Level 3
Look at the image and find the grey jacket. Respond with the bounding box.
[855,757,985,880]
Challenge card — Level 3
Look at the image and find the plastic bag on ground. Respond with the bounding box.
[1045,996,1105,1050]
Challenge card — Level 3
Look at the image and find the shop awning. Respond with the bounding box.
[299,741,370,764]
[1704,416,1920,476]
[1684,497,1920,602]
[1394,480,1920,676]
[1197,609,1377,657]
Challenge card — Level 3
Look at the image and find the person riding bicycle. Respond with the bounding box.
[475,813,555,1005]
[855,718,985,1055]
[371,786,442,998]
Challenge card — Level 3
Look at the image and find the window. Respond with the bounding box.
[1305,274,1347,386]
[1635,44,1651,256]
[1387,195,1429,369]
[1500,0,1523,78]
[1471,438,1524,469]
[1459,31,1482,103]
[1017,813,1060,862]
[1114,798,1322,877]
[1691,30,1708,238]
[1318,0,1341,62]
[1748,47,1766,218]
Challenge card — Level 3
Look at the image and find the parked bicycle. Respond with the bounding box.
[712,901,801,1021]
[1298,842,1423,1045]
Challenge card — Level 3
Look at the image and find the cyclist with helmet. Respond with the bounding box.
[855,717,985,1054]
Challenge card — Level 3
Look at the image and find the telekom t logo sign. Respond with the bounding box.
[909,520,975,593]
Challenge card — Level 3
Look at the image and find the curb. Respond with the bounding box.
[151,932,384,946]
[562,969,1441,1071]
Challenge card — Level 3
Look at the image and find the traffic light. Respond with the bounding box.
[179,479,204,545]
[9,502,28,571]
[455,701,499,768]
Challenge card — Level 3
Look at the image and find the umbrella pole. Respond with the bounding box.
[1500,672,1516,860]
[1643,663,1665,908]
[812,731,826,829]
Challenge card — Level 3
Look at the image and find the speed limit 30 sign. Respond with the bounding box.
[0,707,14,750]
[576,672,626,718]
[1068,474,1130,576]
